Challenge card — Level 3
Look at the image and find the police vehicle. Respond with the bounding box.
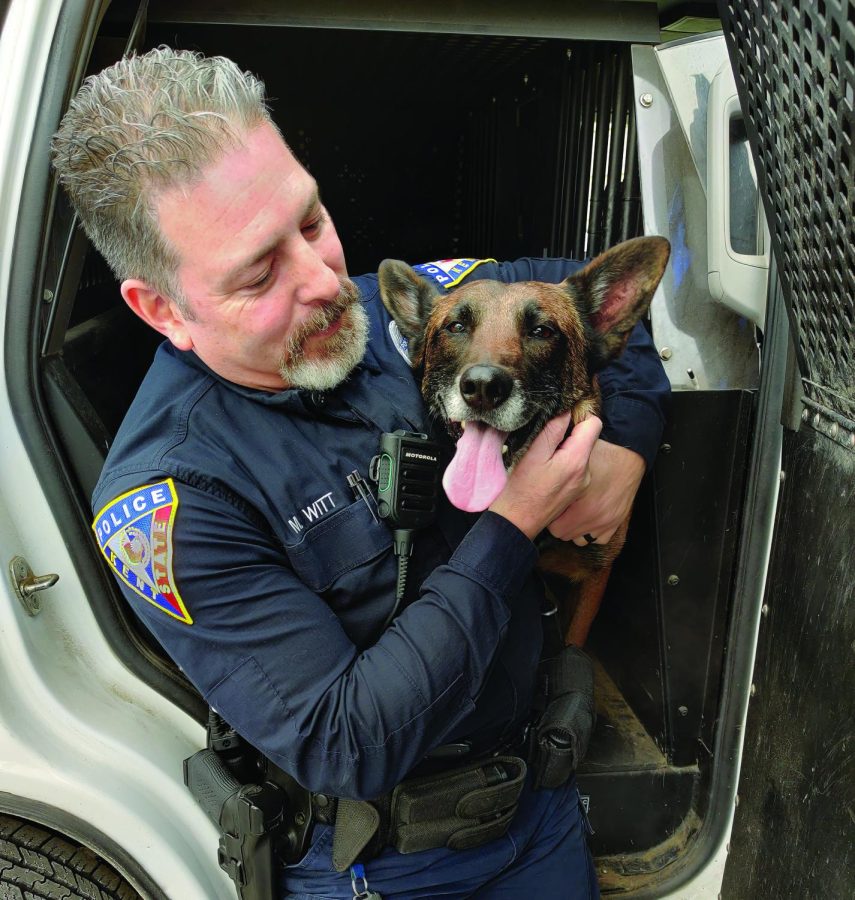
[0,1,851,897]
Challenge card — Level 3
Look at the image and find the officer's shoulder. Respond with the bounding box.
[93,347,215,505]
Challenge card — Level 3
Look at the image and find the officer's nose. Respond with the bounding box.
[459,365,514,412]
[294,244,341,306]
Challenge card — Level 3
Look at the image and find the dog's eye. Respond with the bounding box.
[445,321,467,334]
[529,324,556,339]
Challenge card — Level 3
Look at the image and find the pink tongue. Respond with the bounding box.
[443,422,509,512]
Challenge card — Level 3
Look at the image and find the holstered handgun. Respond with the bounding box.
[183,712,313,900]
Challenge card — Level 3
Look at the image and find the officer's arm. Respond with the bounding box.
[111,480,536,801]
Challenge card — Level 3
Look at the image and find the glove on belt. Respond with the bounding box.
[330,755,526,871]
[530,644,595,790]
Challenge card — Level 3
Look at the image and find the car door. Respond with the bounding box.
[716,2,855,897]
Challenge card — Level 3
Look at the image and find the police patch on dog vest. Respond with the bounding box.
[413,258,495,289]
[92,479,192,624]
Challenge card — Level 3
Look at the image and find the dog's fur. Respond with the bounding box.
[378,237,670,645]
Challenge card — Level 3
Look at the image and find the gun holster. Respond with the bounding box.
[183,715,313,900]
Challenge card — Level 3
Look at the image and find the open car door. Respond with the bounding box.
[717,2,854,897]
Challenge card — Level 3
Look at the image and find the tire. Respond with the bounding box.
[0,814,140,900]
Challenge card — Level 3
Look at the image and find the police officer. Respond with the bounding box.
[52,48,669,899]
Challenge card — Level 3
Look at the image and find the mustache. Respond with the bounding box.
[284,278,360,360]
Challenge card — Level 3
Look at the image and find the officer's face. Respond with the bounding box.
[148,122,364,392]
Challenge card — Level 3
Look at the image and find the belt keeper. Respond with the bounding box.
[331,799,380,872]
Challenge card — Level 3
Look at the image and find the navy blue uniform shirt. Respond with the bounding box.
[91,258,669,800]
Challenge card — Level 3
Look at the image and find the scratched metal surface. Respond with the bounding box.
[722,424,854,899]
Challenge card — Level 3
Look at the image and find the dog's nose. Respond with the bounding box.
[459,365,513,412]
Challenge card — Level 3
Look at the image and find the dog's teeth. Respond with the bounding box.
[460,421,466,431]
[502,444,508,455]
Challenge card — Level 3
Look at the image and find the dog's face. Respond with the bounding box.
[378,236,670,511]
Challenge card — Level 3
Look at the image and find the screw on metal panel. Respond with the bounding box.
[42,289,53,302]
[829,423,839,438]
[659,347,672,360]
[566,49,573,60]
[640,92,654,107]
[813,413,821,428]
[667,574,680,586]
[660,442,672,454]
[678,706,688,716]
[294,812,306,826]
[761,604,769,617]
[523,74,529,85]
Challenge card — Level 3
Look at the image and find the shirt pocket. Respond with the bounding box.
[286,498,392,592]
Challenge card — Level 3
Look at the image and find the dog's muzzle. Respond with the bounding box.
[459,365,514,413]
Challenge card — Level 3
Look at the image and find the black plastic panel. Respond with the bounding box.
[578,767,698,857]
[591,390,754,768]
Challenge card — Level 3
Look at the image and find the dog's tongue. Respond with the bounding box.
[443,422,509,512]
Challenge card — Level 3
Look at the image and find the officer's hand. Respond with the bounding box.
[546,440,645,545]
[489,414,602,540]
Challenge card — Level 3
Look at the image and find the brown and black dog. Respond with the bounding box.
[378,236,670,646]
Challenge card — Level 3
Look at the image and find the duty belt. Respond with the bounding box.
[311,642,595,871]
[313,753,529,871]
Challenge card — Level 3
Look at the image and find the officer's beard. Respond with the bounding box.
[278,277,369,391]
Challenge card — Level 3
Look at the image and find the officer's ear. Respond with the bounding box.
[121,279,194,351]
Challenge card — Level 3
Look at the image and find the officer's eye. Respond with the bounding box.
[245,265,275,290]
[445,321,467,334]
[529,324,556,339]
[302,211,326,238]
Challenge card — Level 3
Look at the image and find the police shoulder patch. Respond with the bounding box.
[92,479,192,625]
[413,258,496,290]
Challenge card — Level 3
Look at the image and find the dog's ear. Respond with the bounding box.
[563,236,670,369]
[378,260,441,360]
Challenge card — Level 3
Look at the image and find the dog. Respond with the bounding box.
[378,236,670,646]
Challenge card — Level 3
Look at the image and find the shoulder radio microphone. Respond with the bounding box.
[369,430,443,628]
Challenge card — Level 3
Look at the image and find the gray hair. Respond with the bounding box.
[50,47,276,314]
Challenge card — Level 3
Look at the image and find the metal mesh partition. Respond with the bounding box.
[718,0,855,447]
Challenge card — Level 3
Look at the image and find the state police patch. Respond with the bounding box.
[92,479,192,625]
[413,258,496,289]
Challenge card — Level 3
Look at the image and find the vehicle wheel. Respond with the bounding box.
[0,814,140,899]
